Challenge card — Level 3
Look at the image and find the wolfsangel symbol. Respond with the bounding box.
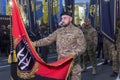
[17,47,31,70]
[16,39,34,71]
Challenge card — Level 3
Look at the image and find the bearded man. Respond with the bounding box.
[33,12,86,80]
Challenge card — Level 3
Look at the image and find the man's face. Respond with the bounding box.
[84,19,90,26]
[61,15,72,27]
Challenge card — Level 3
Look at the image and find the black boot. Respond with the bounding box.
[110,71,118,77]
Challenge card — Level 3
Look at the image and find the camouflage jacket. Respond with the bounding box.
[33,23,86,60]
[82,25,98,51]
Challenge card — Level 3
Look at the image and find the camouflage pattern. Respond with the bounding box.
[33,23,86,80]
[111,44,119,73]
[112,27,120,73]
[103,37,113,61]
[116,28,120,54]
[82,24,98,73]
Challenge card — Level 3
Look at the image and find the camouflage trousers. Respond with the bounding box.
[112,51,120,73]
[68,57,82,80]
[71,63,82,80]
[82,49,96,69]
[103,40,113,61]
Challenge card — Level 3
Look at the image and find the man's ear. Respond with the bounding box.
[70,17,73,22]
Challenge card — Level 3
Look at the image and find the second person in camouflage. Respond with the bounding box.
[81,18,98,75]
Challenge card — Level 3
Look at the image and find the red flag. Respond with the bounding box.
[12,0,74,80]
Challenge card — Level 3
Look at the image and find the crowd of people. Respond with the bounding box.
[0,10,119,80]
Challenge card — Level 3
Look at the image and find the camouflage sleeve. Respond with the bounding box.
[92,29,98,48]
[33,30,57,47]
[75,29,86,56]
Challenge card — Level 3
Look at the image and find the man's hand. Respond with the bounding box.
[32,41,36,46]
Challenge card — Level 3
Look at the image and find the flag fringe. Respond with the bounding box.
[8,54,12,63]
[17,62,39,79]
[13,50,17,62]
[8,50,18,63]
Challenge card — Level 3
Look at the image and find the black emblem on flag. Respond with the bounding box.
[16,39,35,71]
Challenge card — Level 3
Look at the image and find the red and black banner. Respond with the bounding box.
[11,0,74,80]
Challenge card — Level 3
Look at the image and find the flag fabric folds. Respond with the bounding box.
[36,55,74,80]
[58,0,63,21]
[89,0,98,27]
[11,0,74,80]
[1,0,6,15]
[65,0,74,13]
[43,0,48,24]
[85,2,89,18]
[100,0,116,43]
[89,0,116,43]
[35,0,43,20]
[53,0,59,27]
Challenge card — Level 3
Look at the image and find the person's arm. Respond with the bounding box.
[75,29,86,56]
[93,30,98,46]
[33,30,57,47]
[91,29,98,51]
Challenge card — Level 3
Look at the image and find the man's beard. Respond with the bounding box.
[62,22,70,27]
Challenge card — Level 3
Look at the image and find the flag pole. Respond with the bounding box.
[26,0,37,41]
[48,0,53,33]
[9,6,18,80]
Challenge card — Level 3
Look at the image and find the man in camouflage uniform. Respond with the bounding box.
[110,17,120,77]
[82,18,98,75]
[33,12,86,80]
